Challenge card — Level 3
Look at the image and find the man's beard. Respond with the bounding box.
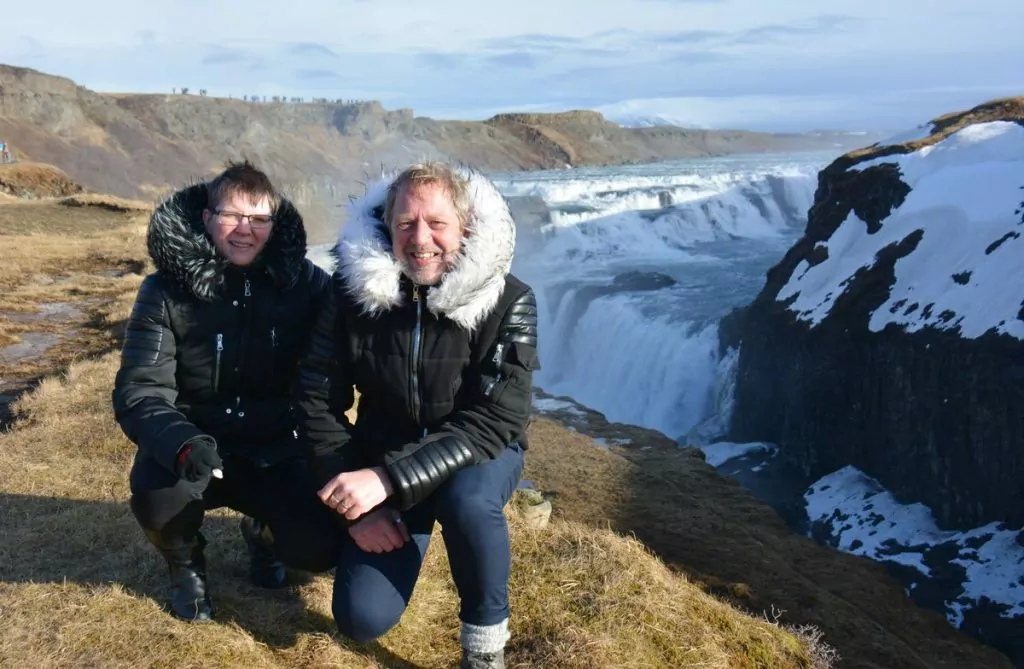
[400,248,457,286]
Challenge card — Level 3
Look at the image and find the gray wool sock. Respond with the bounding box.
[460,619,510,654]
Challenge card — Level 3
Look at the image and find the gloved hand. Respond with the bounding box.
[176,437,223,483]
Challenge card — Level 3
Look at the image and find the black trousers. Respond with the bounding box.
[129,452,342,573]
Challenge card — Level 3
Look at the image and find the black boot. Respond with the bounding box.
[144,529,213,622]
[460,649,505,669]
[240,517,287,589]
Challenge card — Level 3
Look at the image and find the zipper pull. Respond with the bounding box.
[213,333,224,393]
[492,343,505,365]
[411,285,420,302]
[244,278,252,297]
[270,327,277,348]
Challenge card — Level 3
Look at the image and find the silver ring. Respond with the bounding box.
[394,517,403,525]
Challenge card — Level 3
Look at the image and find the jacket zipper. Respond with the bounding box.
[269,325,277,380]
[213,333,223,393]
[237,276,252,413]
[411,286,425,436]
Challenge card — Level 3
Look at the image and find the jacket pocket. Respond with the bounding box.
[481,341,539,404]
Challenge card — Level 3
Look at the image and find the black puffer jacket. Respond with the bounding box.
[112,183,330,473]
[294,167,539,510]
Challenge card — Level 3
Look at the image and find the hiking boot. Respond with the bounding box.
[240,517,287,589]
[167,558,213,622]
[460,649,505,669]
[145,529,213,622]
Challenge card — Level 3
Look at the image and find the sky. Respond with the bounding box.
[2,0,1022,132]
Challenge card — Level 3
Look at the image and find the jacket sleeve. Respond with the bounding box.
[292,273,361,487]
[383,288,539,510]
[111,275,208,473]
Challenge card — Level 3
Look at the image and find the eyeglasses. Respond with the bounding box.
[212,209,274,229]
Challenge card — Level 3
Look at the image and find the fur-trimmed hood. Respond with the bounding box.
[337,165,516,331]
[147,183,308,301]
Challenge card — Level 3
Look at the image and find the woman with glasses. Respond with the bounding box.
[112,160,341,622]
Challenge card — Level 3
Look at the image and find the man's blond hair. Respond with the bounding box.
[383,162,472,232]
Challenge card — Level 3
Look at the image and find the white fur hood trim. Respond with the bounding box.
[336,165,516,331]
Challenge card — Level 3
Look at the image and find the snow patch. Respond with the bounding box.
[777,121,1024,339]
[591,437,632,449]
[531,396,586,417]
[701,441,778,467]
[880,124,934,145]
[806,465,1024,628]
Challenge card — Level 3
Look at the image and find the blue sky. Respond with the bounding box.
[2,0,1021,131]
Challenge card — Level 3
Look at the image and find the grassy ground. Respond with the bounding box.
[0,196,149,428]
[0,162,85,199]
[0,196,834,668]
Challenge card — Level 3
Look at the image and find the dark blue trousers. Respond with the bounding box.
[333,443,525,642]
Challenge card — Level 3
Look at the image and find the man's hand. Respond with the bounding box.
[349,508,410,554]
[176,438,223,483]
[319,466,394,520]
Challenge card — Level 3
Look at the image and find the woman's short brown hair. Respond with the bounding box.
[206,159,277,211]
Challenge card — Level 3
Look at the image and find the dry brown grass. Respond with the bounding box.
[0,352,827,669]
[0,162,84,199]
[0,199,149,383]
[58,192,154,212]
[0,197,830,668]
[839,96,1024,168]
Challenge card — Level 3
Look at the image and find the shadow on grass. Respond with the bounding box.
[0,492,425,669]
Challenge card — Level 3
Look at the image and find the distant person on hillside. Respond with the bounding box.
[112,160,341,622]
[293,162,538,669]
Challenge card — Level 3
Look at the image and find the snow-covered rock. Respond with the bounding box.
[778,120,1024,338]
[806,464,1024,660]
[723,100,1024,660]
[725,97,1024,528]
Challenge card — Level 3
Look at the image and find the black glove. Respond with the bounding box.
[175,438,223,483]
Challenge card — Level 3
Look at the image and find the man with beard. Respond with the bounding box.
[113,160,340,622]
[294,162,538,669]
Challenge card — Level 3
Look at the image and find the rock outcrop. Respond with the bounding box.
[723,97,1024,530]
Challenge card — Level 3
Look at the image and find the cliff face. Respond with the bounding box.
[724,97,1024,530]
[0,64,873,242]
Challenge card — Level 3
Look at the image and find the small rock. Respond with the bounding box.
[514,488,552,530]
[521,500,552,530]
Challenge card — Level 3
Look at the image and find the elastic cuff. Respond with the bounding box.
[460,619,509,654]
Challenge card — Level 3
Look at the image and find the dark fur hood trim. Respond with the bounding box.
[146,183,308,301]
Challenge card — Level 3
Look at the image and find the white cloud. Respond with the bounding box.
[1,0,1022,131]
